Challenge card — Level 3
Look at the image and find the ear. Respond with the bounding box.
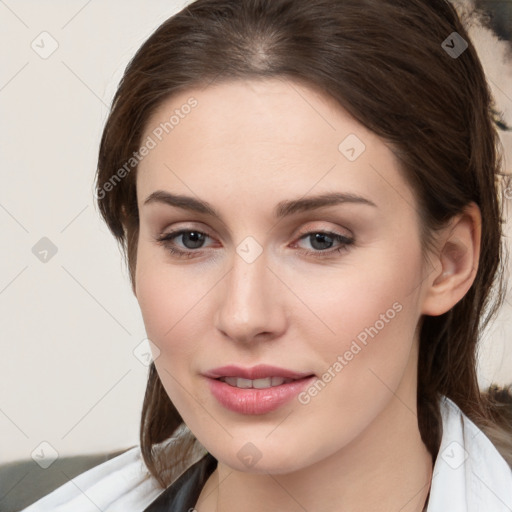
[421,202,481,316]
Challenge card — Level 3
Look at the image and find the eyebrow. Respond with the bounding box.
[143,190,377,220]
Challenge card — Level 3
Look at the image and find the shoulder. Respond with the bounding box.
[427,396,512,511]
[19,446,165,512]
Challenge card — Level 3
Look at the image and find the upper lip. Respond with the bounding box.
[203,364,314,380]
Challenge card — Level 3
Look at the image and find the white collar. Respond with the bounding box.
[21,395,512,511]
[427,395,512,511]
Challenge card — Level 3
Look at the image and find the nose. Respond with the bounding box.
[214,248,287,345]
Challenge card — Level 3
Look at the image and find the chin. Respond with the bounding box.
[200,433,333,475]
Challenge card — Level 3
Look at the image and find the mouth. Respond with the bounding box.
[204,365,317,414]
[216,375,310,388]
[204,364,314,381]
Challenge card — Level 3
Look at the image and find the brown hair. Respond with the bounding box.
[95,0,512,488]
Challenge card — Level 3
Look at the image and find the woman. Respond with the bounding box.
[22,0,512,510]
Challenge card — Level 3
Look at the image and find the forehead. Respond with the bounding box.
[142,78,362,151]
[136,78,416,215]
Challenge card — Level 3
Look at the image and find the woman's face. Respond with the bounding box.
[135,78,434,473]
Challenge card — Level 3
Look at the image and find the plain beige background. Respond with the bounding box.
[0,0,511,464]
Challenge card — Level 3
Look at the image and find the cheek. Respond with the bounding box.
[302,242,424,390]
[292,276,421,452]
[135,247,192,355]
[304,250,420,346]
[135,259,203,415]
[135,269,173,345]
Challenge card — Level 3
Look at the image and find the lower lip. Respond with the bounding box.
[206,376,316,415]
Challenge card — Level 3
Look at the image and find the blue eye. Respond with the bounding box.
[295,231,354,257]
[155,230,211,258]
[155,229,354,259]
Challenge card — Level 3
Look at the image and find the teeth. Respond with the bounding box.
[233,377,252,389]
[221,376,294,388]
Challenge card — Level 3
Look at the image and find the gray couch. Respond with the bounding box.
[0,448,131,512]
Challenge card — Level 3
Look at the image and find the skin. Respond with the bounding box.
[134,78,481,512]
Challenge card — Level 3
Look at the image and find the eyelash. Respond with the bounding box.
[154,228,354,260]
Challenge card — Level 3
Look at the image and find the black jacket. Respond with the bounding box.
[143,453,217,511]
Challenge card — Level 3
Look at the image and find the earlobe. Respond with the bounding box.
[421,202,481,316]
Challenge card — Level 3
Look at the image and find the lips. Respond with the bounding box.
[203,364,316,414]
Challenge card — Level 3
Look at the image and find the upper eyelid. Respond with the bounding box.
[160,223,351,236]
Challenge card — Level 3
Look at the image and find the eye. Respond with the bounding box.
[154,228,355,259]
[155,229,213,258]
[293,230,354,258]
